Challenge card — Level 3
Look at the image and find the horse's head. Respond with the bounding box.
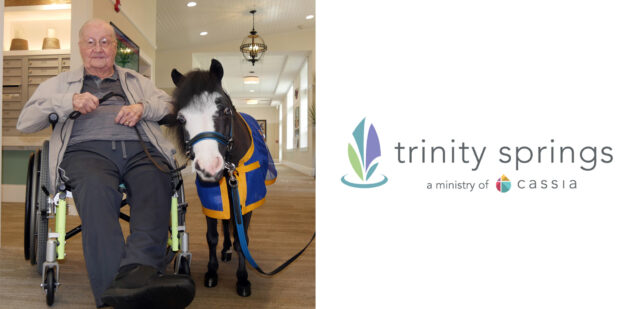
[170,59,235,182]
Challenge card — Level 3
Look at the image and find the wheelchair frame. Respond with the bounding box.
[23,140,192,306]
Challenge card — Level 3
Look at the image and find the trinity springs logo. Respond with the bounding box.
[340,118,612,192]
[341,118,388,188]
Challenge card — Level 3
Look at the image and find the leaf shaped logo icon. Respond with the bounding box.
[348,143,364,180]
[342,118,387,188]
[365,124,381,180]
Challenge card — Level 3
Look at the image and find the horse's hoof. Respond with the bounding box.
[204,272,218,288]
[236,281,251,297]
[221,251,232,262]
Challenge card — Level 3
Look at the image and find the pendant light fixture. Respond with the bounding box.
[240,9,267,66]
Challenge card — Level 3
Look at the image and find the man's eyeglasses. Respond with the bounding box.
[81,38,114,49]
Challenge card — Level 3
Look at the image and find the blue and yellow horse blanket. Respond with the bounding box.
[195,113,277,219]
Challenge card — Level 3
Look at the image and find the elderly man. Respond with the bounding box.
[17,19,194,308]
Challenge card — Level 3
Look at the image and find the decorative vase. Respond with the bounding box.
[42,38,60,49]
[42,28,60,49]
[10,38,28,50]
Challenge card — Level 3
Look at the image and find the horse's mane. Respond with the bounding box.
[165,69,233,157]
[173,70,220,112]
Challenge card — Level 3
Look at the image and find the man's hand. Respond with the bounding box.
[115,103,144,127]
[72,92,99,115]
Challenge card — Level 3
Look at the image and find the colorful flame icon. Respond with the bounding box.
[496,174,511,193]
[342,118,388,188]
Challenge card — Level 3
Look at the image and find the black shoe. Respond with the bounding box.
[101,264,195,309]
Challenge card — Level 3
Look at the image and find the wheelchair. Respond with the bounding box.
[23,116,192,306]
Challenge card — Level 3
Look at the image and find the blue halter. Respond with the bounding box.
[184,115,234,160]
[187,131,230,147]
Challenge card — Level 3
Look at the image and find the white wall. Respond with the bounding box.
[236,106,280,162]
[92,0,157,80]
[71,0,93,70]
[115,0,156,49]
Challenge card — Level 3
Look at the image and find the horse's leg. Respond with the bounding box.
[233,211,252,297]
[221,219,232,262]
[204,216,219,287]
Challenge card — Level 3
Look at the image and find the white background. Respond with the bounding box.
[317,1,640,308]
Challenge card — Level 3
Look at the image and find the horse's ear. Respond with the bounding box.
[171,69,184,86]
[209,59,224,82]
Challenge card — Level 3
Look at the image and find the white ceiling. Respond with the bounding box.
[192,51,308,106]
[156,0,315,107]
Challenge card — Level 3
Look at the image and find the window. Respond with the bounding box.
[277,101,283,159]
[299,60,308,149]
[286,86,294,150]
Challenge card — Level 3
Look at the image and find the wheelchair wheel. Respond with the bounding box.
[44,268,56,306]
[36,211,49,275]
[30,150,42,265]
[24,152,36,260]
[36,141,50,274]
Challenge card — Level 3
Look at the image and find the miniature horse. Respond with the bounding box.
[168,59,267,297]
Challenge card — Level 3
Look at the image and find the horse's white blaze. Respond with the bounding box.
[180,92,225,181]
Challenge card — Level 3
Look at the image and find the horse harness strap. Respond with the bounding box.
[187,132,230,147]
[224,162,315,276]
[69,91,123,119]
[184,111,234,161]
[133,126,188,182]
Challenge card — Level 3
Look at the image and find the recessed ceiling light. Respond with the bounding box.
[200,31,208,36]
[243,76,259,84]
[249,89,255,92]
[247,99,259,105]
[187,2,197,7]
[306,14,314,20]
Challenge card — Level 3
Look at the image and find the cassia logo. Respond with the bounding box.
[342,118,388,188]
[496,175,511,193]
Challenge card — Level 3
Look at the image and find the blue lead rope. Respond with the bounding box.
[228,175,315,276]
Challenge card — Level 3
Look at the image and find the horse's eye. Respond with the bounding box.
[224,107,231,115]
[177,114,186,124]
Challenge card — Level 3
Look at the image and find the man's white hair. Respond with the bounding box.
[78,18,116,40]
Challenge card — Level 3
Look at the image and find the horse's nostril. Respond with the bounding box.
[194,158,223,180]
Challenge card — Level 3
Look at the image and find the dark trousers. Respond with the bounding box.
[60,140,172,306]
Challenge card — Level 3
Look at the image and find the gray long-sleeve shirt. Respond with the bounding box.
[69,69,149,145]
